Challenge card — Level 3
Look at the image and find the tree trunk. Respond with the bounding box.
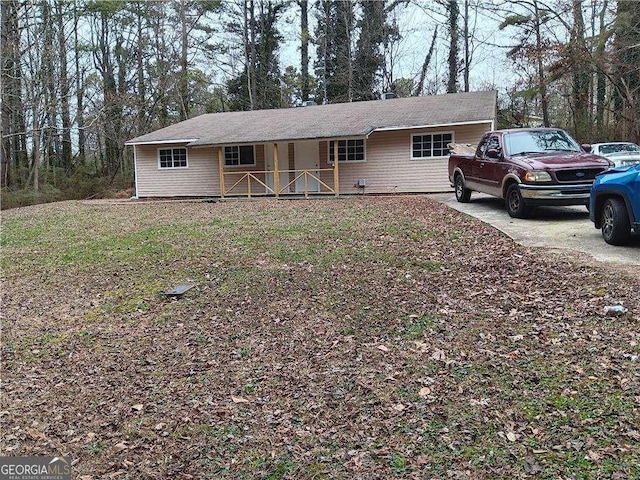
[533,0,550,127]
[447,0,459,93]
[299,0,310,102]
[463,0,469,92]
[0,0,22,187]
[135,1,147,133]
[74,1,86,165]
[179,0,189,120]
[612,0,640,142]
[56,0,72,175]
[32,126,40,192]
[414,27,438,96]
[42,1,59,175]
[570,0,590,141]
[249,0,257,109]
[594,1,608,140]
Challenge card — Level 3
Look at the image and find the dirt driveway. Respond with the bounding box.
[432,192,640,268]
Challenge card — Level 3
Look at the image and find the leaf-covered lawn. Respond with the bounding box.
[1,196,638,479]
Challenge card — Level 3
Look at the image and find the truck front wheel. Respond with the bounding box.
[454,174,471,203]
[601,197,631,245]
[506,184,529,218]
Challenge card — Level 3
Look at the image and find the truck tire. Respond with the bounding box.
[506,184,529,218]
[454,174,471,203]
[601,197,631,245]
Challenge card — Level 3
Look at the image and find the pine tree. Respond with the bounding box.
[352,0,385,101]
[314,0,354,103]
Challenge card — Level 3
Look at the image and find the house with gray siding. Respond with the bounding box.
[125,90,497,198]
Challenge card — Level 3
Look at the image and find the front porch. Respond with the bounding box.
[215,141,343,198]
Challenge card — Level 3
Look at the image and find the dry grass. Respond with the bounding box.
[1,196,638,479]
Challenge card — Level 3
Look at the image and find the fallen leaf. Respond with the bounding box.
[131,404,143,411]
[231,396,249,404]
[506,432,517,442]
[377,345,389,352]
[27,428,47,441]
[418,387,432,397]
[431,349,445,361]
[392,403,405,412]
[587,450,601,462]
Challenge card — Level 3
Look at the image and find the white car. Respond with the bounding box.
[590,142,640,167]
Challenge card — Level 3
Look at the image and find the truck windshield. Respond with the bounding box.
[504,130,582,156]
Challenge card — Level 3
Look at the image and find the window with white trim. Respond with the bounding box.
[411,132,453,159]
[224,145,255,166]
[158,147,187,168]
[328,139,365,163]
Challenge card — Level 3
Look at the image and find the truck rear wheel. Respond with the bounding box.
[506,184,529,218]
[601,197,631,245]
[454,174,471,203]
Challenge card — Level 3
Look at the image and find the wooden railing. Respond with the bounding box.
[221,168,337,198]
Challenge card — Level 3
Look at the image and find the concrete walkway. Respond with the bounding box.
[431,192,640,267]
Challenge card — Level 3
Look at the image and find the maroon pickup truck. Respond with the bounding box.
[448,128,614,218]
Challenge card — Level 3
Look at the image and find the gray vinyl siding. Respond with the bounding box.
[135,144,219,197]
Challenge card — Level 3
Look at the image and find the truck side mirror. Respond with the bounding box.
[581,144,592,153]
[487,148,501,159]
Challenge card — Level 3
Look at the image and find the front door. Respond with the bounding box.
[294,141,319,192]
[265,142,289,194]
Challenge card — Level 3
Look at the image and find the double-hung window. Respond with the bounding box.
[328,139,365,163]
[224,145,255,166]
[411,132,453,159]
[158,147,188,169]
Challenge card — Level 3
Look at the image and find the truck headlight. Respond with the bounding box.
[524,171,552,182]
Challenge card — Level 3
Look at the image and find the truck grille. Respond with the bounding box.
[555,168,606,183]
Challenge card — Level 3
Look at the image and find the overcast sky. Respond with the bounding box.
[276,1,514,94]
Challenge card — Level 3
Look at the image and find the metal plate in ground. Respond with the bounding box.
[162,284,194,297]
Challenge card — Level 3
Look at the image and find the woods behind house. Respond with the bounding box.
[1,0,639,208]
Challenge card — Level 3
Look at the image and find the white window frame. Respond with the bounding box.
[411,131,454,160]
[327,138,366,164]
[157,147,188,169]
[224,145,256,167]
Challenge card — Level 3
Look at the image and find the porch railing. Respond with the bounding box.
[216,143,341,199]
[221,168,337,198]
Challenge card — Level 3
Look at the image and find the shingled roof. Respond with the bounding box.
[126,90,496,146]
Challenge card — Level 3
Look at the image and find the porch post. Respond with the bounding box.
[273,143,280,197]
[217,146,225,197]
[333,140,339,197]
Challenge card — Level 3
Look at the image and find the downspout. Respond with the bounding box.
[273,143,280,197]
[217,146,225,197]
[333,140,339,197]
[133,145,139,199]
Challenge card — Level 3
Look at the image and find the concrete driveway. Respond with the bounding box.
[431,192,640,267]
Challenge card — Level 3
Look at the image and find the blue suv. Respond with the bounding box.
[589,164,640,245]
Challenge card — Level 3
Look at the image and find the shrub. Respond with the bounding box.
[1,184,63,210]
